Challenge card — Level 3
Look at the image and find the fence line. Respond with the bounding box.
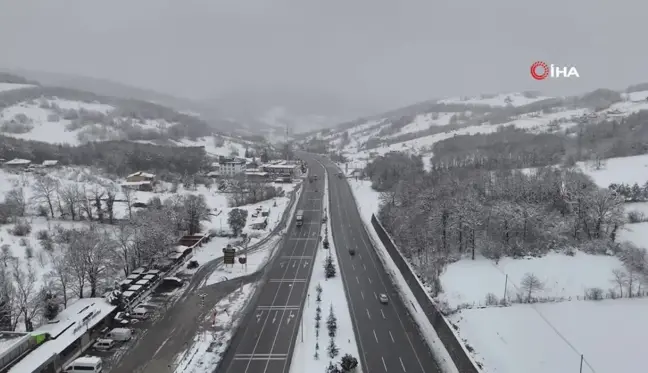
[370,214,480,373]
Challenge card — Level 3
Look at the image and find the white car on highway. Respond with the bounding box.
[379,293,388,304]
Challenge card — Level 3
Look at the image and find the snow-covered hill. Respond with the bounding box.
[0,82,215,145]
[306,87,648,166]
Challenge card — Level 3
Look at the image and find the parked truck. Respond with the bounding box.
[296,209,304,226]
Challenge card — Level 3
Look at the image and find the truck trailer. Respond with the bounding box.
[296,209,304,226]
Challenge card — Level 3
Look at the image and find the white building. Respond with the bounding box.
[219,158,246,177]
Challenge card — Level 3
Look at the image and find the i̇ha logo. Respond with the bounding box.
[530,61,580,80]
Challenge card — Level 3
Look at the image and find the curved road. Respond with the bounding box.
[217,159,326,373]
[310,154,443,373]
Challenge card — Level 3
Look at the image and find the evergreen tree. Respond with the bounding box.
[324,253,336,278]
[340,354,359,372]
[327,305,337,338]
[327,338,339,359]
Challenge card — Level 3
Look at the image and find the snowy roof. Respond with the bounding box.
[146,269,161,275]
[122,291,135,297]
[264,164,298,169]
[135,280,150,286]
[8,298,115,373]
[0,332,30,359]
[120,181,151,186]
[250,217,268,225]
[207,171,220,176]
[245,171,269,176]
[126,274,140,280]
[173,245,191,254]
[41,160,58,166]
[168,252,183,259]
[4,158,31,165]
[143,274,156,280]
[126,171,155,178]
[127,285,142,292]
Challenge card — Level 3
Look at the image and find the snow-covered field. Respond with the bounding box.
[172,136,252,158]
[346,177,646,373]
[290,168,360,373]
[173,283,258,373]
[0,83,36,93]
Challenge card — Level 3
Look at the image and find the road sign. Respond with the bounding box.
[223,245,236,265]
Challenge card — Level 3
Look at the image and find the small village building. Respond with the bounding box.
[260,161,301,177]
[126,171,156,183]
[249,217,268,230]
[41,160,59,167]
[120,181,153,191]
[3,159,31,168]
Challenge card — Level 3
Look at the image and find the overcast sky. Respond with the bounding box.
[1,0,646,112]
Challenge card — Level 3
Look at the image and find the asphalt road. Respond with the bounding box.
[109,184,302,373]
[217,160,325,373]
[315,156,443,373]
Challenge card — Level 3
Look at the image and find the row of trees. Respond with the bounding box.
[0,192,211,331]
[0,135,207,176]
[369,152,626,295]
[608,182,648,202]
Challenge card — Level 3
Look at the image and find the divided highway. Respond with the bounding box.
[218,159,325,373]
[314,155,443,373]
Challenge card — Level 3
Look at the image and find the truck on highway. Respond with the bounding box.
[296,209,304,226]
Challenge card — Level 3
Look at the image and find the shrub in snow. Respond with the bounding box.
[323,238,330,249]
[628,210,647,223]
[324,254,336,278]
[484,292,499,306]
[327,338,339,359]
[326,362,341,373]
[587,287,604,300]
[24,245,33,259]
[42,291,60,320]
[36,230,49,241]
[11,219,32,236]
[327,305,337,338]
[340,354,359,372]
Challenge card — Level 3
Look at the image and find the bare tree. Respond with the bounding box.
[64,233,88,298]
[33,176,60,218]
[104,184,119,224]
[5,187,26,217]
[81,226,114,297]
[0,245,11,268]
[122,187,134,220]
[183,194,211,234]
[60,184,81,221]
[520,273,544,302]
[80,186,95,221]
[611,268,628,297]
[11,259,40,331]
[114,222,135,275]
[133,209,177,266]
[48,253,71,307]
[89,185,106,223]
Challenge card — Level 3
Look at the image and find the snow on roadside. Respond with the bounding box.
[450,298,648,373]
[347,178,461,373]
[200,235,282,286]
[290,166,360,373]
[173,283,258,373]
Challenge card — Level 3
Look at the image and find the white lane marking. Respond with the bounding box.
[153,336,171,357]
[368,277,372,284]
[381,309,386,319]
[366,308,371,319]
[373,329,379,343]
[356,276,359,284]
[363,263,366,270]
[361,291,365,300]
[389,331,395,343]
[399,357,407,372]
[352,263,355,270]
[382,357,388,371]
[374,292,377,299]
